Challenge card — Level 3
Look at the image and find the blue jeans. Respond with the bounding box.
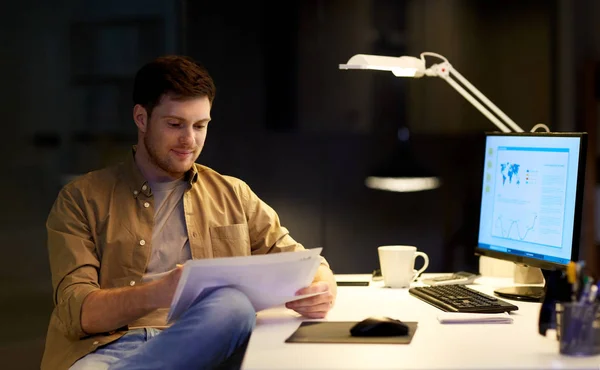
[70,287,256,370]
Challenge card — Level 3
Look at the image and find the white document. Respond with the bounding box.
[437,312,514,324]
[167,248,323,323]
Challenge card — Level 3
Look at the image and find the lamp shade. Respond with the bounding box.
[339,54,426,77]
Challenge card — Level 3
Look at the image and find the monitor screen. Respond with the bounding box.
[476,132,587,271]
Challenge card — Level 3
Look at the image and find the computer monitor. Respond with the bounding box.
[475,132,587,301]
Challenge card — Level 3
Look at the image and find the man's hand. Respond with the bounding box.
[285,281,334,318]
[155,264,184,308]
[81,264,184,334]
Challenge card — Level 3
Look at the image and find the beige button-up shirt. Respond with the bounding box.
[41,149,328,370]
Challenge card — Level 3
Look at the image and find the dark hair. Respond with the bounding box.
[132,55,216,118]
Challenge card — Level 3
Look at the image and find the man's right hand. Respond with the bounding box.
[155,264,184,308]
[81,264,185,334]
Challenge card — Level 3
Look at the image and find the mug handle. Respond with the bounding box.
[411,251,430,281]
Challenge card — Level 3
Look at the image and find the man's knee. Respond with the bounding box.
[189,287,256,334]
[69,354,113,370]
[207,287,256,333]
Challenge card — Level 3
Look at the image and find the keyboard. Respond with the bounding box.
[409,284,519,313]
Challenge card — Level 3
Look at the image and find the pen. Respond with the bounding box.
[578,276,592,304]
[588,284,598,303]
[566,262,576,283]
[566,262,577,302]
[594,280,600,303]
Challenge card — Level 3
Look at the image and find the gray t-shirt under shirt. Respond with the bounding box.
[130,178,192,328]
[143,178,192,282]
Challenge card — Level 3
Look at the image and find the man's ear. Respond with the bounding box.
[133,104,149,133]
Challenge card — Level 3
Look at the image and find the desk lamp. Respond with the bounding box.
[339,52,549,134]
[339,52,550,284]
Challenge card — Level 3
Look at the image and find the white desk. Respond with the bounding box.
[241,274,600,369]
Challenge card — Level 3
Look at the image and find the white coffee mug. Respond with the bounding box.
[378,245,429,288]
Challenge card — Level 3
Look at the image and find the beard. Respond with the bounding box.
[144,126,196,179]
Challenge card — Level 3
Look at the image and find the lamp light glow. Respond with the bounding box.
[365,176,441,193]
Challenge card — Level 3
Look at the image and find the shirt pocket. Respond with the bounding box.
[209,224,251,257]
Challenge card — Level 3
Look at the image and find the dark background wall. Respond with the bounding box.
[1,0,599,368]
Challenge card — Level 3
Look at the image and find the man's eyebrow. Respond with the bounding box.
[163,115,211,124]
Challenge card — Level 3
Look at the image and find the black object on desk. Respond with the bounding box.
[336,281,369,286]
[285,321,418,344]
[372,269,383,281]
[350,317,409,337]
[409,284,519,313]
[538,269,575,336]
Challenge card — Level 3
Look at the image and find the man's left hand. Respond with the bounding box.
[285,281,334,319]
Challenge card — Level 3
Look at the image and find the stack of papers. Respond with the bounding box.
[167,248,324,323]
[437,312,514,324]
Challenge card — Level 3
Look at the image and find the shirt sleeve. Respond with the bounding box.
[46,186,100,340]
[237,180,330,268]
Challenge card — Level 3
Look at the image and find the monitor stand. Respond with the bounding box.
[493,286,545,302]
[493,267,555,302]
[493,264,546,302]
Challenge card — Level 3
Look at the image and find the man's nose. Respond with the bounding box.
[179,126,195,146]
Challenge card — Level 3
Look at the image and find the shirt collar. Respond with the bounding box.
[122,145,199,198]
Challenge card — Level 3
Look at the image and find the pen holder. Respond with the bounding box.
[556,302,600,356]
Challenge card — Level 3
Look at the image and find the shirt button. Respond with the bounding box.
[133,190,139,195]
[129,281,136,286]
[192,232,198,238]
[139,239,146,246]
[144,202,150,208]
[142,185,148,191]
[92,341,99,345]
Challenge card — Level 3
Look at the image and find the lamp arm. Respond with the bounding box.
[449,66,524,133]
[442,74,512,133]
[426,61,525,133]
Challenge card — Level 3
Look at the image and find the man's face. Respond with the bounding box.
[142,94,211,180]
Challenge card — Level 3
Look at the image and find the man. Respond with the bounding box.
[41,55,337,370]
